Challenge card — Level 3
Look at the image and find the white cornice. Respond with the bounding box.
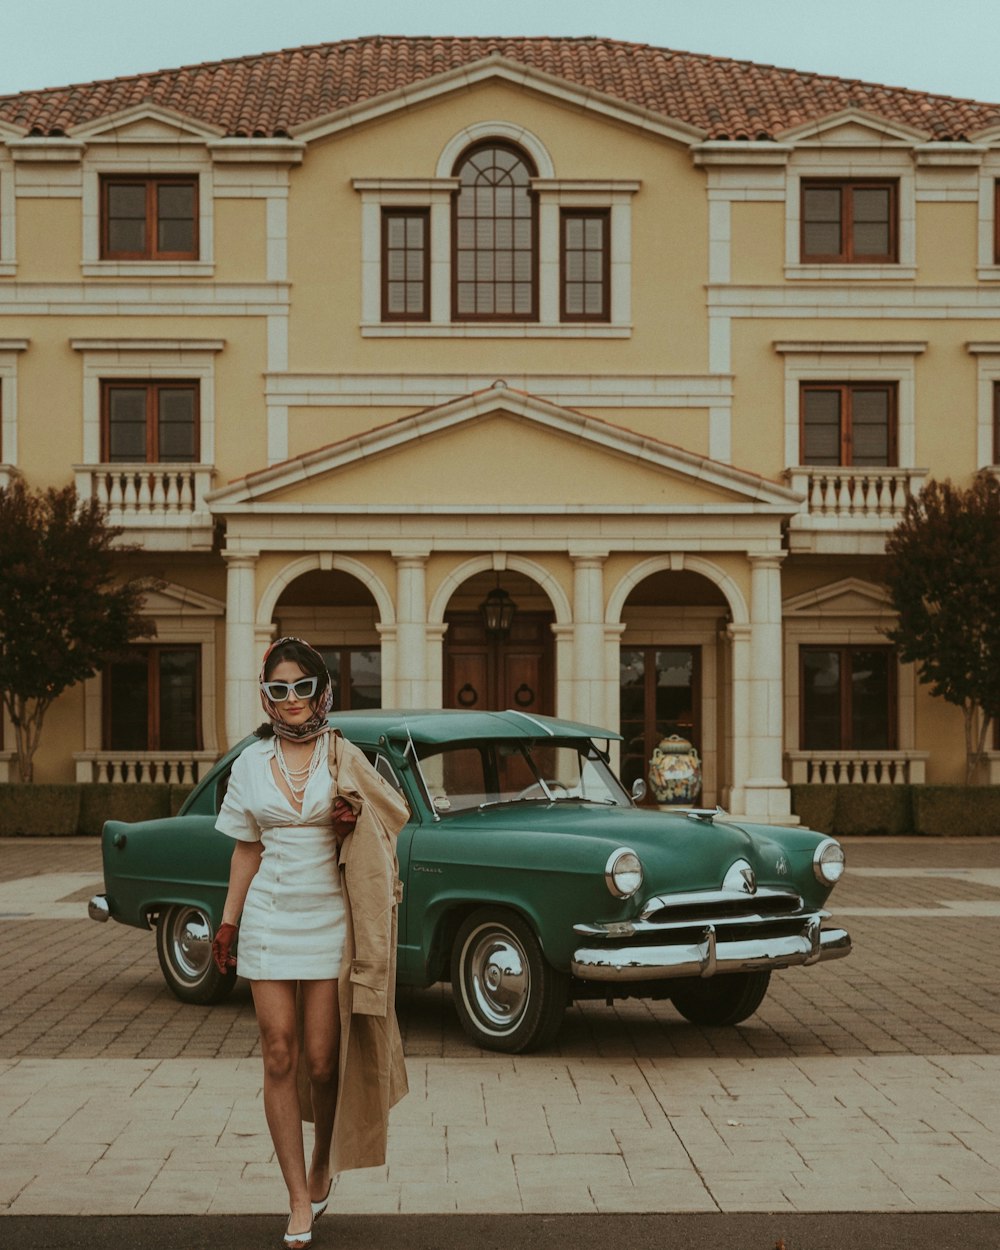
[290,55,707,147]
[692,142,792,168]
[207,139,305,165]
[7,137,86,162]
[0,338,29,351]
[67,102,226,141]
[774,340,928,355]
[70,338,226,352]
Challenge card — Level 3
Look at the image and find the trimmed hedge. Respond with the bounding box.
[0,785,81,836]
[0,784,196,836]
[792,784,1000,835]
[912,786,1000,837]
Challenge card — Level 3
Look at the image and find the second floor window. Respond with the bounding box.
[801,383,896,466]
[453,142,537,320]
[382,209,430,320]
[101,177,198,260]
[102,381,198,463]
[801,646,896,751]
[562,209,610,322]
[104,645,201,751]
[801,179,897,263]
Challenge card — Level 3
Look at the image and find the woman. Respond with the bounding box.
[210,637,408,1248]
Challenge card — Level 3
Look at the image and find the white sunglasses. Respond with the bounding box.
[260,676,319,703]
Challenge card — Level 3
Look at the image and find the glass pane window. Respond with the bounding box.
[318,648,382,713]
[619,646,701,805]
[562,209,609,321]
[801,180,897,263]
[105,646,200,751]
[101,177,198,260]
[382,209,429,320]
[801,646,895,750]
[801,383,896,467]
[452,143,537,321]
[103,382,198,463]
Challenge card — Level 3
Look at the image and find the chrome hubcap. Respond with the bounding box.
[171,908,212,981]
[464,926,529,1033]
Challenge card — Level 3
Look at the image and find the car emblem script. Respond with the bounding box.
[775,855,790,876]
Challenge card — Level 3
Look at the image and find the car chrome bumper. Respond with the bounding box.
[88,894,110,922]
[570,916,851,982]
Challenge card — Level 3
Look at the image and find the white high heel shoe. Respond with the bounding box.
[283,1215,313,1248]
[311,1180,332,1221]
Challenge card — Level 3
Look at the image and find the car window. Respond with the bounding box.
[364,750,412,817]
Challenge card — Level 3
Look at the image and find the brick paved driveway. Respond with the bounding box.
[2,836,999,1062]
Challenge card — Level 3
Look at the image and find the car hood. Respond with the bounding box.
[438,803,795,893]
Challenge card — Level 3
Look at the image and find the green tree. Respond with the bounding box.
[882,472,1000,783]
[0,476,157,782]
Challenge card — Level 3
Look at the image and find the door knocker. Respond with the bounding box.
[513,682,535,707]
[457,682,478,706]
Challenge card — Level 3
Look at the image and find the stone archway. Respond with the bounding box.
[441,568,557,716]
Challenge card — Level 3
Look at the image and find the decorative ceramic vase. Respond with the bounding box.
[647,735,702,804]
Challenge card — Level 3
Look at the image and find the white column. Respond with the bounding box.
[743,554,792,821]
[725,622,751,815]
[571,552,608,726]
[224,554,258,747]
[538,199,560,324]
[393,551,431,708]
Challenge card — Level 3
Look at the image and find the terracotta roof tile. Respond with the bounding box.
[1,35,997,141]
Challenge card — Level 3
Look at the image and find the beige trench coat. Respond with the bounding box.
[296,730,410,1174]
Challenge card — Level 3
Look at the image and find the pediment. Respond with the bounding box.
[777,108,928,146]
[0,117,23,141]
[209,386,801,514]
[69,103,225,142]
[141,582,225,617]
[783,577,893,618]
[292,54,705,147]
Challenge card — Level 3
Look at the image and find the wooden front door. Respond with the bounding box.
[444,612,554,715]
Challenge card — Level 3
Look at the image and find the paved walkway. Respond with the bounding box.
[2,837,1000,1217]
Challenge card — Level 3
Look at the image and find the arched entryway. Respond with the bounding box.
[443,569,555,715]
[273,567,383,712]
[617,568,730,807]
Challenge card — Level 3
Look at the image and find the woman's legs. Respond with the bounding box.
[251,980,312,1237]
[301,979,341,1202]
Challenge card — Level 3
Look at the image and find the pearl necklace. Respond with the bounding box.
[275,735,324,804]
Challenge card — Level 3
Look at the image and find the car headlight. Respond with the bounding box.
[813,839,845,885]
[605,847,643,898]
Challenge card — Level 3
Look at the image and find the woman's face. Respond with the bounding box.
[267,659,316,727]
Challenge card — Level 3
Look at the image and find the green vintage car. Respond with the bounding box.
[89,709,851,1053]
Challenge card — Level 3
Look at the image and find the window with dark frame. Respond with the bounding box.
[800,382,897,466]
[452,141,537,320]
[382,208,430,321]
[800,646,896,751]
[101,176,198,260]
[318,648,382,713]
[101,381,198,463]
[561,209,610,322]
[619,646,701,804]
[104,645,201,751]
[994,381,1000,465]
[995,180,1000,264]
[801,179,897,263]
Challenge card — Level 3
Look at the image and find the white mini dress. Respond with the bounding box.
[216,733,347,981]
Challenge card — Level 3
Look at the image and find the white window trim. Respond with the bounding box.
[966,342,1000,466]
[977,158,1000,280]
[70,338,223,465]
[785,162,916,280]
[0,151,15,276]
[353,166,638,337]
[79,587,222,761]
[0,338,29,467]
[775,340,926,468]
[81,164,214,277]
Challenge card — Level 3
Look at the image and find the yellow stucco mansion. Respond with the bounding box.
[1,35,999,815]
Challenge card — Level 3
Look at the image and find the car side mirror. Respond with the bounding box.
[631,778,647,803]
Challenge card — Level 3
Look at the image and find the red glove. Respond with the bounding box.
[333,796,358,839]
[212,922,238,974]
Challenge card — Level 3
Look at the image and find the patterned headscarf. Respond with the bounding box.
[258,636,333,743]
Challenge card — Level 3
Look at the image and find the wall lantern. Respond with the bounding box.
[480,575,517,636]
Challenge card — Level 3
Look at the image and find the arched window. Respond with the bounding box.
[452,142,537,320]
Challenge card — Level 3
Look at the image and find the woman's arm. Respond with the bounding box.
[221,840,263,926]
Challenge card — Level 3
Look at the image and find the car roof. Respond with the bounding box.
[326,709,623,746]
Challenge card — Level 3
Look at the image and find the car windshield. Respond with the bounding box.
[414,738,631,815]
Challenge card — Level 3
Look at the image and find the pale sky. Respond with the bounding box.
[0,0,998,104]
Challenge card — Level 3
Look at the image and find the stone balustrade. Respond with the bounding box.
[786,750,928,785]
[785,466,927,523]
[74,752,217,785]
[73,464,216,549]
